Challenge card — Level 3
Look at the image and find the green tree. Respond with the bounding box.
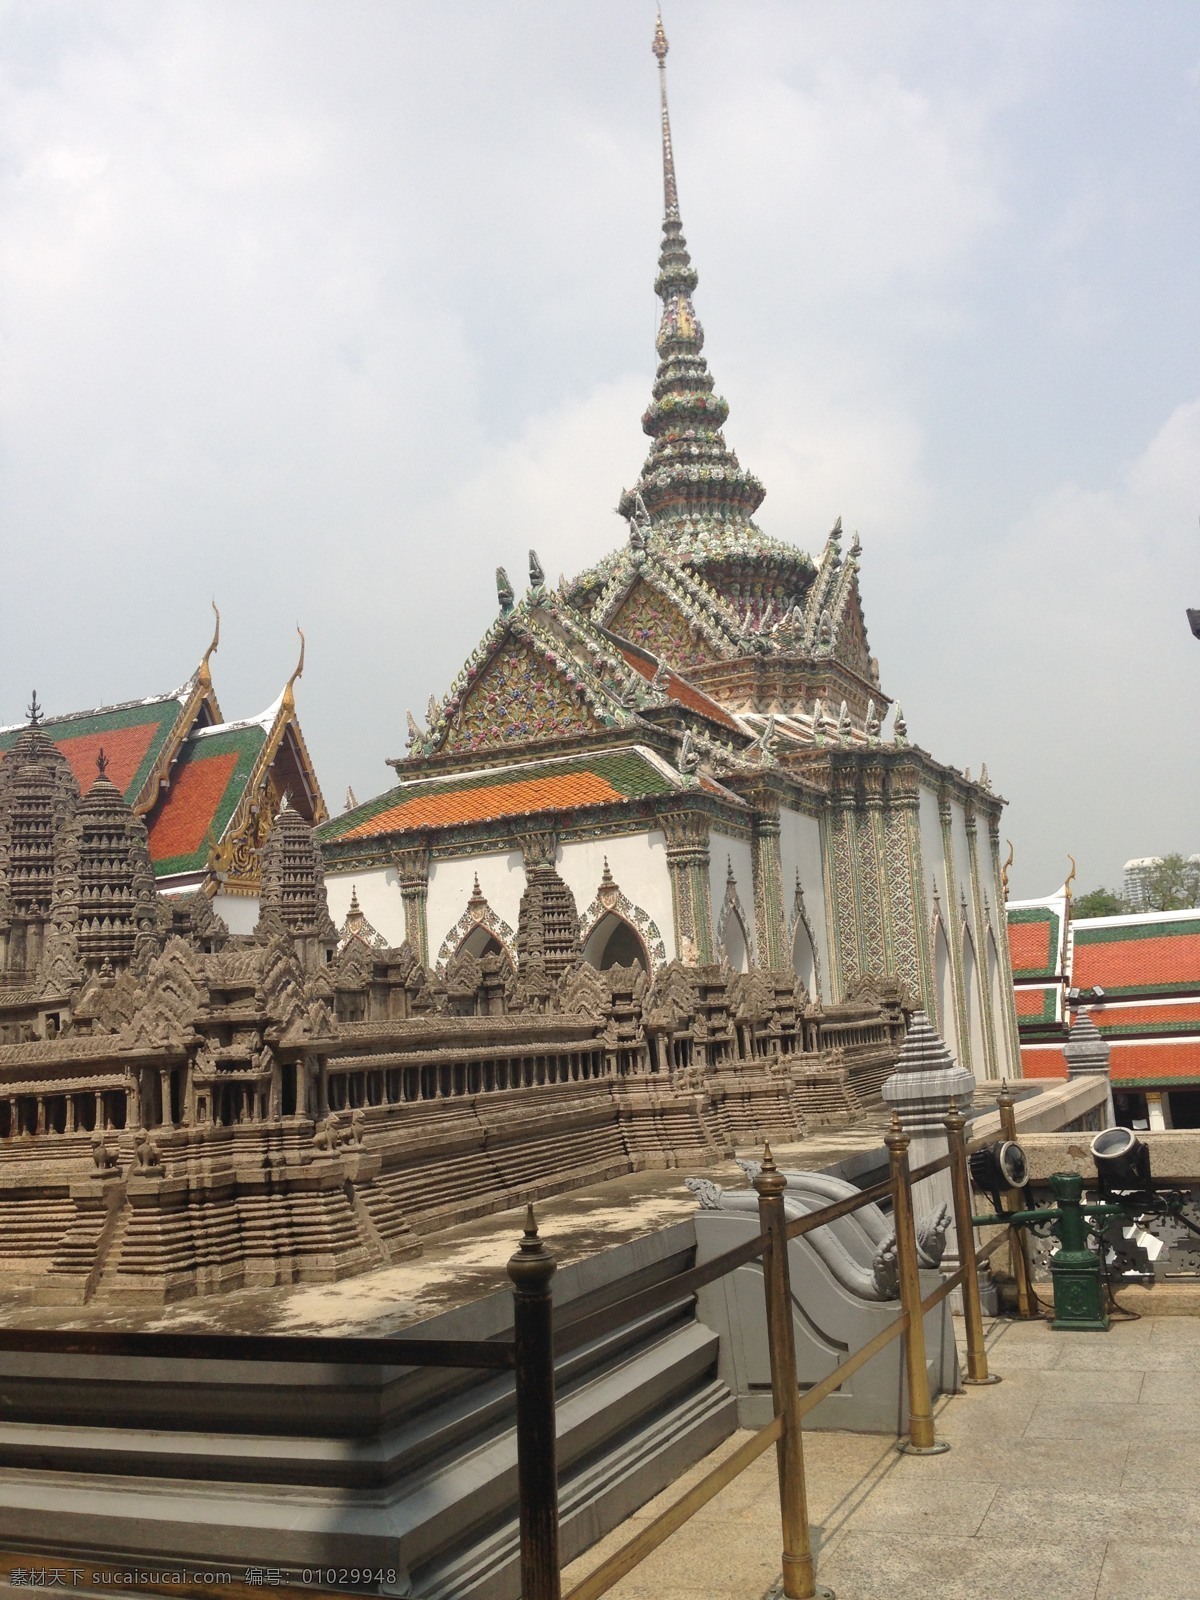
[1140,853,1200,912]
[1071,886,1128,919]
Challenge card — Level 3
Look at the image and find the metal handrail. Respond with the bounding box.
[0,1092,1020,1600]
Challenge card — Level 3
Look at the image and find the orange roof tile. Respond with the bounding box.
[616,644,740,731]
[343,771,624,838]
[1008,920,1053,973]
[1020,1047,1066,1079]
[148,751,240,862]
[54,724,162,798]
[1109,1039,1200,1083]
[1074,930,1200,993]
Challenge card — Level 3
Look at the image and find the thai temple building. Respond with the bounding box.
[1009,881,1200,1129]
[318,19,1021,1087]
[0,22,1022,1306]
[0,611,326,927]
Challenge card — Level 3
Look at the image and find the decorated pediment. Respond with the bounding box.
[607,578,725,673]
[832,584,873,681]
[441,638,604,755]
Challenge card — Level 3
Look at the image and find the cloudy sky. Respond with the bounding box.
[1,1,1197,899]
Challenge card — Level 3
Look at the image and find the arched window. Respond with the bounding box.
[723,910,750,973]
[792,917,816,993]
[458,925,504,960]
[934,918,958,1059]
[961,929,984,1073]
[582,912,649,973]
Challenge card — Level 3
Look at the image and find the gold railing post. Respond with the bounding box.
[507,1205,562,1600]
[944,1104,1000,1386]
[997,1081,1037,1319]
[886,1113,949,1455]
[754,1144,834,1600]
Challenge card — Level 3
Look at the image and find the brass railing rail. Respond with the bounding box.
[561,1108,1005,1600]
[0,1105,1011,1600]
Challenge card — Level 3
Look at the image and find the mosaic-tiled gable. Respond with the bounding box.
[439,637,603,755]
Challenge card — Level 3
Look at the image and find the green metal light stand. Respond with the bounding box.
[973,1171,1146,1333]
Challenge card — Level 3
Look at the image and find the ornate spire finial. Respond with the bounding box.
[96,747,108,776]
[26,690,41,727]
[283,625,305,708]
[618,16,764,545]
[653,10,678,221]
[201,601,220,680]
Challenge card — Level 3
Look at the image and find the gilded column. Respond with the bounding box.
[751,804,788,971]
[394,843,431,967]
[662,812,714,963]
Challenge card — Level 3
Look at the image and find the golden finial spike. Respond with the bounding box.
[523,1202,538,1238]
[761,1140,775,1170]
[653,9,679,220]
[201,600,220,679]
[283,625,306,707]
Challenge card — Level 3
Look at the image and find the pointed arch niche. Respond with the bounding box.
[578,860,666,973]
[716,859,753,974]
[932,907,959,1062]
[960,924,986,1075]
[789,874,823,1001]
[985,922,1006,1077]
[435,877,516,972]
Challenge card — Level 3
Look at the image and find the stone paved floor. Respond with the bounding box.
[560,1313,1200,1600]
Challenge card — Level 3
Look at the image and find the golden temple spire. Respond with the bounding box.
[653,10,679,222]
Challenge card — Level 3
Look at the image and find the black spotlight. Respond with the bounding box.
[969,1140,1029,1212]
[1091,1126,1153,1199]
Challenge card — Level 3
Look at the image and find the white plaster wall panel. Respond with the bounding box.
[708,831,755,958]
[917,787,946,916]
[210,893,260,936]
[324,866,405,945]
[778,806,831,987]
[427,849,525,958]
[557,831,676,962]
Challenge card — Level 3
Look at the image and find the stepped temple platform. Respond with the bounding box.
[562,1315,1200,1600]
[0,1118,892,1336]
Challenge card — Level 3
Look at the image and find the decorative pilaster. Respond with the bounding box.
[881,762,927,1005]
[964,805,998,1079]
[937,793,971,1072]
[661,812,714,963]
[989,815,1023,1077]
[827,764,861,991]
[857,762,889,973]
[751,805,788,971]
[393,843,431,966]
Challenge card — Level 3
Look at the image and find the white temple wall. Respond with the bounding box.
[708,831,755,965]
[778,806,831,993]
[427,850,525,958]
[210,893,260,937]
[556,830,676,963]
[325,865,405,946]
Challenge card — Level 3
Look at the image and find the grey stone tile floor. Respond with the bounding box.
[560,1314,1200,1600]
